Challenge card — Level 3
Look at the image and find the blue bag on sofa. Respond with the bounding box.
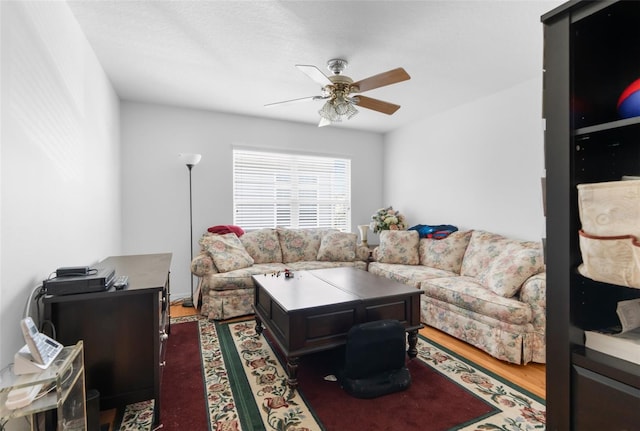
[408,224,458,239]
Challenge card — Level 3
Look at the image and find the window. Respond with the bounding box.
[233,149,351,231]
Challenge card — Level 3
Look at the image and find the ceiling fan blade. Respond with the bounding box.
[265,95,325,108]
[352,68,410,93]
[353,95,401,115]
[296,64,333,87]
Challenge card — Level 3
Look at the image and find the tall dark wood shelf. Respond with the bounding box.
[542,1,640,430]
[575,116,640,136]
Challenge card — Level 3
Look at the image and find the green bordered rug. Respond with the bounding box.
[117,316,545,431]
[114,400,155,431]
[208,317,545,431]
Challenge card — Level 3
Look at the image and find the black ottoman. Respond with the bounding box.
[338,319,411,398]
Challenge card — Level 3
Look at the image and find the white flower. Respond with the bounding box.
[370,206,407,233]
[384,216,398,225]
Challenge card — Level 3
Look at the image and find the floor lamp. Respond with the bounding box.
[179,153,202,307]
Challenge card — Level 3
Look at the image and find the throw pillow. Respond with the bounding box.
[478,245,545,297]
[376,230,420,265]
[277,228,328,263]
[419,230,472,273]
[317,231,357,261]
[460,230,540,278]
[240,228,283,264]
[201,233,254,273]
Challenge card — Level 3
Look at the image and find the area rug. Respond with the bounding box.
[114,316,545,430]
[100,400,155,431]
[106,315,203,431]
[154,316,545,431]
[159,316,210,430]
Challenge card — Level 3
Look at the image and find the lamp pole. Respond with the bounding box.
[179,153,202,307]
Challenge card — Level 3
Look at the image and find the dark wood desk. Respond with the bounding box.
[252,267,423,388]
[43,253,172,425]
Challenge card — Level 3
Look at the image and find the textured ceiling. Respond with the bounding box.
[66,0,563,133]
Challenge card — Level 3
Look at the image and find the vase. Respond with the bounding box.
[358,225,369,247]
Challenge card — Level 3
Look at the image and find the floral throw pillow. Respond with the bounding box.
[277,228,328,263]
[419,230,472,273]
[317,231,357,262]
[202,233,254,273]
[478,245,544,297]
[460,230,540,278]
[376,230,419,265]
[240,228,283,264]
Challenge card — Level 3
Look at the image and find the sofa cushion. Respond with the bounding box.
[376,230,420,265]
[419,230,472,273]
[460,230,541,278]
[277,228,329,263]
[201,233,254,272]
[368,262,456,288]
[240,228,283,264]
[206,263,287,291]
[421,276,533,326]
[478,245,544,297]
[317,231,357,261]
[286,260,367,271]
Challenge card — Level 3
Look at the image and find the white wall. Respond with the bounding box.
[0,2,120,370]
[120,101,384,301]
[384,77,545,241]
[0,0,550,377]
[380,0,554,244]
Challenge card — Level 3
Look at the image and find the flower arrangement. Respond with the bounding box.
[370,206,408,233]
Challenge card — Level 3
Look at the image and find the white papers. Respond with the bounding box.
[585,328,640,365]
[584,298,640,364]
[617,298,640,333]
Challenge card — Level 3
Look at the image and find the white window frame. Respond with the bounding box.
[233,148,351,231]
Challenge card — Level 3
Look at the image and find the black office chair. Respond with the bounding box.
[339,319,411,398]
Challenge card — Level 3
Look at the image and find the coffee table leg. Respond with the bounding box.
[286,356,299,389]
[255,316,263,335]
[407,329,418,359]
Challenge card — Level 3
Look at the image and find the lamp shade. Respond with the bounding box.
[179,153,202,166]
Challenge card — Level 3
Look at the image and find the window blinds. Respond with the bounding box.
[233,149,351,231]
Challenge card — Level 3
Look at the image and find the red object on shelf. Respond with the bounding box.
[617,78,640,118]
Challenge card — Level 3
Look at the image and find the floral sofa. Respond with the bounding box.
[191,228,370,320]
[368,229,546,364]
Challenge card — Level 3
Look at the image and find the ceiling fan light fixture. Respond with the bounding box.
[318,100,339,122]
[318,117,332,128]
[334,99,350,116]
[318,95,358,125]
[343,101,358,119]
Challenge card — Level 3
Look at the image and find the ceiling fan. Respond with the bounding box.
[266,59,411,127]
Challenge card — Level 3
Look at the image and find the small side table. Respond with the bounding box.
[0,341,86,430]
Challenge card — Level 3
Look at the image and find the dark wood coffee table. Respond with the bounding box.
[252,267,423,388]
